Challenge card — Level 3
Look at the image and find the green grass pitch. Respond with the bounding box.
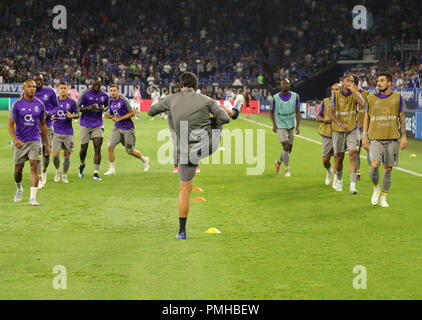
[0,111,421,299]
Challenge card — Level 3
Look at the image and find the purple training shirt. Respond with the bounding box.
[109,96,134,130]
[53,97,79,135]
[34,87,59,128]
[78,90,109,128]
[9,96,46,142]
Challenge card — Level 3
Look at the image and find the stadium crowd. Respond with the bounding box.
[1,0,422,91]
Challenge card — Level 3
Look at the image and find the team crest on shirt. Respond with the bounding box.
[66,103,70,109]
[101,97,105,102]
[44,94,48,101]
[35,106,39,113]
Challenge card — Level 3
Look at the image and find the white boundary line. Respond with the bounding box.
[240,117,422,178]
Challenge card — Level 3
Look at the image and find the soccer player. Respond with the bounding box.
[329,74,365,194]
[150,87,161,120]
[132,85,142,119]
[8,80,50,206]
[77,77,109,181]
[362,71,407,208]
[352,74,370,181]
[148,72,230,240]
[316,84,341,186]
[270,79,300,177]
[243,87,253,119]
[221,94,245,120]
[104,84,150,175]
[34,74,59,188]
[51,82,79,183]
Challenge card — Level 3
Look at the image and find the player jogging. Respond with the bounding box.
[8,80,50,206]
[51,82,79,184]
[104,84,150,175]
[352,74,370,181]
[316,84,341,187]
[77,77,109,181]
[34,74,59,188]
[148,72,231,240]
[362,71,407,208]
[270,79,300,178]
[329,74,365,194]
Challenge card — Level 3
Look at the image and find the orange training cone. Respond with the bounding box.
[194,197,207,202]
[192,187,203,192]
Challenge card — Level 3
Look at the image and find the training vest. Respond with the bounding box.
[357,89,369,129]
[273,92,297,129]
[332,90,358,132]
[318,98,332,137]
[367,92,401,140]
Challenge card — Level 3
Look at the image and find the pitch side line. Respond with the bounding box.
[240,117,422,178]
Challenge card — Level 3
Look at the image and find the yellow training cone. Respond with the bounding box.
[194,197,207,202]
[410,154,416,158]
[205,228,221,234]
[192,187,203,192]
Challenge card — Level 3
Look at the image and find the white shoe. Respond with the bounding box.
[62,175,69,184]
[54,171,61,183]
[325,169,333,186]
[143,157,150,172]
[335,180,343,192]
[37,179,43,189]
[332,175,338,189]
[349,182,358,195]
[380,194,389,208]
[104,168,116,175]
[41,172,47,187]
[29,199,39,206]
[14,189,23,202]
[371,186,381,205]
[285,169,291,177]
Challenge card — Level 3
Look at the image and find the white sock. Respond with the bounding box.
[140,155,147,163]
[326,168,332,174]
[30,187,38,200]
[16,182,23,191]
[109,162,115,169]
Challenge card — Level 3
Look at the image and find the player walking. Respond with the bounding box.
[362,71,407,207]
[270,79,300,178]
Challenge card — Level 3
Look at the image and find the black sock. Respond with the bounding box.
[179,218,187,233]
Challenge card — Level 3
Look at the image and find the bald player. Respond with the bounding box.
[148,72,230,240]
[8,80,50,206]
[34,74,59,188]
[77,77,109,181]
[316,84,340,187]
[329,74,365,194]
[362,71,407,208]
[270,79,300,178]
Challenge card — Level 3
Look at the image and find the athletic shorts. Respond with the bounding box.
[52,134,75,153]
[107,126,136,153]
[80,126,104,144]
[332,130,359,154]
[369,140,399,168]
[41,126,54,147]
[13,141,42,164]
[277,128,294,145]
[321,136,334,158]
[178,124,223,182]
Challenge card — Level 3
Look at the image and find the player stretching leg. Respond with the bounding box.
[270,79,300,177]
[51,82,79,183]
[104,84,150,175]
[362,71,407,208]
[8,80,50,206]
[148,73,230,240]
